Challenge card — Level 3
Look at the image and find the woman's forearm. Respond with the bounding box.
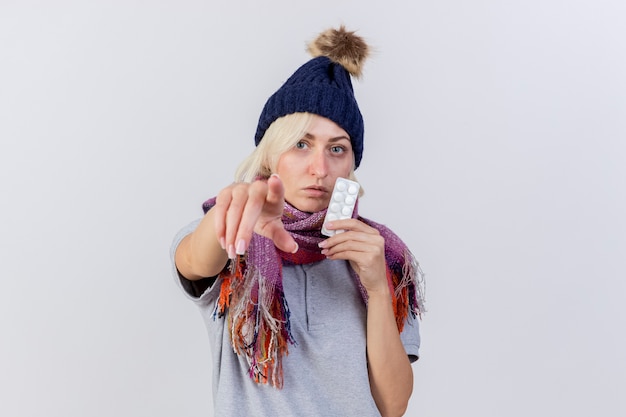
[366,289,414,417]
[175,208,229,280]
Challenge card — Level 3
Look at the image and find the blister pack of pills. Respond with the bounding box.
[321,177,360,237]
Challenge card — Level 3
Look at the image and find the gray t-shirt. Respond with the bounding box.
[171,220,420,417]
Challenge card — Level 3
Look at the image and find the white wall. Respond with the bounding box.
[1,1,624,416]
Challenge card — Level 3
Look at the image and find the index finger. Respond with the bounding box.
[324,218,376,234]
[265,174,285,208]
[234,180,270,254]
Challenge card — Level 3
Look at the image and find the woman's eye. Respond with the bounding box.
[330,146,345,154]
[295,141,307,149]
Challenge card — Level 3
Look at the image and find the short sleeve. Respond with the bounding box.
[169,218,221,307]
[400,313,421,363]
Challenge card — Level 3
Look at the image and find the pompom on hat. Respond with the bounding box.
[254,26,370,168]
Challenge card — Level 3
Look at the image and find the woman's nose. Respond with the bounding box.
[309,150,328,178]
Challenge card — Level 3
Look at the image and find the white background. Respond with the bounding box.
[1,1,625,416]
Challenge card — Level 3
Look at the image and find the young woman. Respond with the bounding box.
[171,26,425,417]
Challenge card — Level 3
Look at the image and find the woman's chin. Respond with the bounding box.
[287,198,328,214]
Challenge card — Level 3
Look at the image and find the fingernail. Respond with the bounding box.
[270,173,280,179]
[219,237,226,250]
[318,240,327,248]
[291,242,299,253]
[236,239,246,255]
[227,244,236,259]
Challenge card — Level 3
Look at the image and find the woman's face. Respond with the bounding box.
[275,115,354,213]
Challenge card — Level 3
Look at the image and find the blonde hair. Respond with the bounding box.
[235,113,361,193]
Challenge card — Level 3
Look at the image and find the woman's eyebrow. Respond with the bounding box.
[303,133,350,142]
[328,136,350,142]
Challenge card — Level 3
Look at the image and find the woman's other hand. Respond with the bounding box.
[317,219,388,295]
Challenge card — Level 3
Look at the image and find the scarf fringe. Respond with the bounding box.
[213,255,295,388]
[401,248,427,318]
[385,248,426,332]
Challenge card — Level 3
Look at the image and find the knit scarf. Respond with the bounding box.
[202,197,426,388]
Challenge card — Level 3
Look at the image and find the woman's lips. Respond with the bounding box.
[303,186,329,198]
